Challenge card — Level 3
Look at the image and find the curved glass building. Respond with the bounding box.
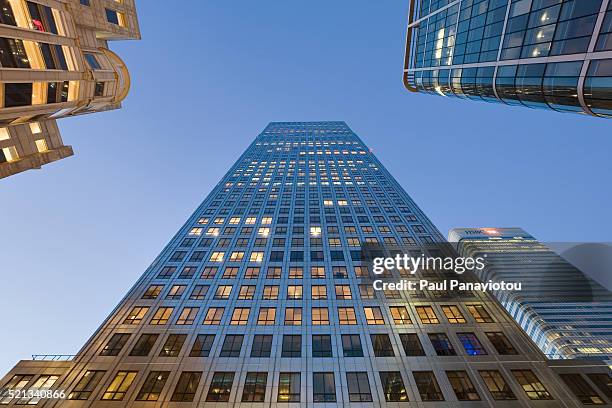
[403,0,612,117]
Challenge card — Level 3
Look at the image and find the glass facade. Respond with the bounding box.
[404,0,612,117]
[450,227,612,361]
[1,122,610,406]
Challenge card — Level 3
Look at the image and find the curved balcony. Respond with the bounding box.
[101,47,132,104]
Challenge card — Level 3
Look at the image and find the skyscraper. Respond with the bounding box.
[449,227,612,361]
[403,0,612,117]
[0,0,140,179]
[1,122,610,406]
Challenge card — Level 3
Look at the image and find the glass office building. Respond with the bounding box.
[450,227,612,361]
[2,122,611,407]
[403,0,612,117]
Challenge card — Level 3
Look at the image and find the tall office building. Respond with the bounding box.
[2,122,611,407]
[0,0,140,179]
[403,0,612,117]
[450,227,612,362]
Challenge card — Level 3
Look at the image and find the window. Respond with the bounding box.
[136,371,169,401]
[79,0,90,6]
[359,284,375,299]
[485,332,518,355]
[284,307,302,325]
[335,284,351,299]
[159,334,186,357]
[559,374,605,405]
[0,38,30,68]
[223,266,239,278]
[371,334,395,357]
[0,0,17,26]
[0,374,33,404]
[338,307,357,325]
[95,81,105,97]
[142,285,163,299]
[389,306,411,324]
[413,371,444,401]
[278,373,300,402]
[312,334,332,357]
[479,370,516,400]
[257,307,276,325]
[311,307,329,325]
[466,304,494,323]
[429,333,456,356]
[364,306,385,324]
[251,334,273,357]
[457,332,487,355]
[101,371,137,401]
[342,334,363,357]
[346,372,372,402]
[313,373,336,402]
[289,267,303,278]
[171,372,202,402]
[129,333,158,356]
[214,285,232,299]
[415,306,439,324]
[68,370,105,400]
[105,8,123,26]
[447,371,480,401]
[399,333,425,356]
[4,83,32,107]
[190,285,209,300]
[100,333,130,356]
[267,267,282,279]
[287,285,302,299]
[150,307,173,325]
[512,370,553,400]
[220,334,244,357]
[588,374,612,399]
[201,266,217,279]
[238,285,255,299]
[166,285,186,299]
[282,335,301,357]
[157,266,175,279]
[230,307,250,325]
[441,305,466,323]
[262,285,279,299]
[189,334,214,357]
[203,307,224,325]
[242,372,267,402]
[311,266,325,278]
[26,1,58,33]
[311,285,327,299]
[175,307,198,325]
[379,371,408,402]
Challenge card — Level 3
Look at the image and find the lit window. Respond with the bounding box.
[441,305,466,324]
[466,304,494,323]
[311,307,329,325]
[203,307,224,325]
[206,227,220,236]
[1,146,19,162]
[512,370,553,400]
[229,251,244,261]
[261,217,272,224]
[245,217,256,224]
[250,251,264,262]
[479,370,516,400]
[29,122,41,134]
[284,307,302,325]
[206,372,234,402]
[257,307,276,325]
[123,307,149,324]
[389,306,411,324]
[379,372,408,402]
[176,307,198,325]
[310,226,322,236]
[135,371,169,401]
[262,285,279,300]
[188,227,202,236]
[287,285,302,299]
[229,217,240,224]
[209,252,225,262]
[338,307,357,325]
[258,227,270,236]
[364,306,385,325]
[311,285,327,299]
[150,307,173,325]
[101,371,137,401]
[0,128,10,141]
[415,306,439,324]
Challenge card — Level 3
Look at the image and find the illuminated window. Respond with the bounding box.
[441,305,466,324]
[188,227,203,236]
[512,370,553,400]
[288,267,303,279]
[1,146,18,162]
[457,332,487,355]
[284,307,302,325]
[415,306,439,324]
[310,226,322,236]
[278,373,300,402]
[389,306,411,324]
[0,128,9,141]
[257,307,276,325]
[229,217,240,224]
[261,217,272,224]
[203,307,224,325]
[176,307,198,325]
[311,307,329,325]
[338,307,357,325]
[150,307,173,325]
[209,252,225,262]
[364,306,385,325]
[123,306,149,324]
[206,372,234,402]
[245,217,256,224]
[311,285,327,299]
[250,251,264,262]
[135,371,169,402]
[214,285,232,299]
[258,227,270,236]
[229,251,244,262]
[68,370,105,400]
[262,285,279,300]
[379,372,408,402]
[101,371,137,401]
[287,285,302,299]
[230,307,250,325]
[446,371,480,401]
[466,305,494,323]
[238,285,255,299]
[311,266,325,278]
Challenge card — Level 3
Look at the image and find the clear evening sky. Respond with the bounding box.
[1,1,611,374]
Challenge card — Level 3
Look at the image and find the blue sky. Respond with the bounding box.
[1,0,611,374]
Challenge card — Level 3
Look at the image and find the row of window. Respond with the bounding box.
[10,368,599,403]
[1,81,105,109]
[100,330,517,360]
[123,303,493,327]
